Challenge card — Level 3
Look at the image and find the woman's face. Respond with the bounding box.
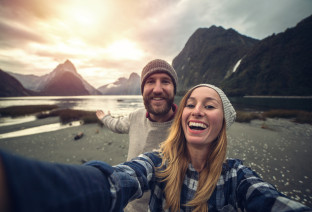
[182,87,224,148]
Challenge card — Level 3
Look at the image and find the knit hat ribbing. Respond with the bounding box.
[191,84,236,129]
[141,59,178,94]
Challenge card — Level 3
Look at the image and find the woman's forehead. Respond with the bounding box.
[189,86,221,100]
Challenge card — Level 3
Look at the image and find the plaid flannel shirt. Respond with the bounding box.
[87,152,310,212]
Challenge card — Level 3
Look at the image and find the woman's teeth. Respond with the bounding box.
[188,122,207,130]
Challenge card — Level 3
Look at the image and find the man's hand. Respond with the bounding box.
[96,110,110,120]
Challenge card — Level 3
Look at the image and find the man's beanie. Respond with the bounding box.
[141,59,178,94]
[191,84,236,129]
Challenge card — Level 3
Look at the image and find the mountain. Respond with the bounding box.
[39,60,101,95]
[40,71,89,96]
[221,15,312,96]
[98,72,140,95]
[7,72,41,91]
[39,60,99,96]
[0,69,34,97]
[8,60,101,96]
[172,26,259,93]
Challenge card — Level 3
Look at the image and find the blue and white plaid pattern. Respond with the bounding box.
[94,152,310,212]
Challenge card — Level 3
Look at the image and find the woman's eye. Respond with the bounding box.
[185,104,194,108]
[205,105,215,109]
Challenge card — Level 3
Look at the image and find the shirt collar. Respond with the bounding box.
[146,104,177,122]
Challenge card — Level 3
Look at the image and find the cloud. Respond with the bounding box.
[0,0,311,88]
[0,0,62,22]
[0,20,47,48]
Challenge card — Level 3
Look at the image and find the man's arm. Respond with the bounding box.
[96,110,130,134]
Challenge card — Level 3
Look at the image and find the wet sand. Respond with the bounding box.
[0,117,311,207]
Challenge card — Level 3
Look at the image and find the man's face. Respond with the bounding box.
[143,73,175,117]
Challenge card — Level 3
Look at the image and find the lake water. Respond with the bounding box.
[0,96,144,138]
[0,95,144,117]
[1,95,312,114]
[0,95,311,139]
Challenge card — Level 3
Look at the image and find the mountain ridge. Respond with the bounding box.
[2,14,311,97]
[0,69,35,97]
[172,25,259,93]
[97,72,140,95]
[221,14,312,96]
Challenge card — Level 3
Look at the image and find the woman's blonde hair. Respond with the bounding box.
[156,85,228,212]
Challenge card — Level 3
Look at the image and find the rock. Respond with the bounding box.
[74,132,84,140]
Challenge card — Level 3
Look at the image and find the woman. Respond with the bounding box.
[0,84,310,212]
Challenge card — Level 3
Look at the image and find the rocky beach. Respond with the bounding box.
[0,117,311,207]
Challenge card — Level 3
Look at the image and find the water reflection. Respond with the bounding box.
[0,116,37,127]
[0,121,81,139]
[0,96,144,137]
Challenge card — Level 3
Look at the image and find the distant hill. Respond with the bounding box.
[221,15,312,96]
[0,69,34,97]
[172,25,259,93]
[7,72,41,91]
[98,72,140,95]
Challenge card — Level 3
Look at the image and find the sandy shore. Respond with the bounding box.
[0,117,311,207]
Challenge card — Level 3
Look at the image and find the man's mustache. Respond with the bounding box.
[148,95,168,99]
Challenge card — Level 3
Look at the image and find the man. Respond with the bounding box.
[96,59,178,212]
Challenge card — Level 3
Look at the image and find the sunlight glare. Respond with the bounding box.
[105,39,143,60]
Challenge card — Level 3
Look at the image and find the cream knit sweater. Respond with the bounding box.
[101,107,174,161]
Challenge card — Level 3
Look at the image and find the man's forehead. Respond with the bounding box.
[146,72,171,79]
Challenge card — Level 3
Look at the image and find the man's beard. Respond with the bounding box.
[143,95,174,116]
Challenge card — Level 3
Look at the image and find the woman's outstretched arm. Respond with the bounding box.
[0,156,10,212]
[0,150,112,212]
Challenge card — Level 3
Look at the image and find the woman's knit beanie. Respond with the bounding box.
[191,84,236,129]
[141,59,178,94]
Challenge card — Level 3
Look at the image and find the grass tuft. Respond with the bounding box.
[38,109,102,125]
[236,111,263,123]
[294,111,312,124]
[0,105,59,117]
[236,109,312,125]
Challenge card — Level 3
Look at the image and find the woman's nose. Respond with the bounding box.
[191,105,204,116]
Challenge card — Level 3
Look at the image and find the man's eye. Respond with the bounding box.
[162,80,171,84]
[146,80,154,84]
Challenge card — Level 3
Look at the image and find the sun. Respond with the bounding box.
[105,39,143,60]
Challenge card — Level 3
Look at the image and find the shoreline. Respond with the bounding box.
[0,117,311,207]
[244,95,312,99]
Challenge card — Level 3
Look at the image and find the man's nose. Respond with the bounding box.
[153,81,163,93]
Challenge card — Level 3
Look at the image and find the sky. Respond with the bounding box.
[0,0,311,88]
